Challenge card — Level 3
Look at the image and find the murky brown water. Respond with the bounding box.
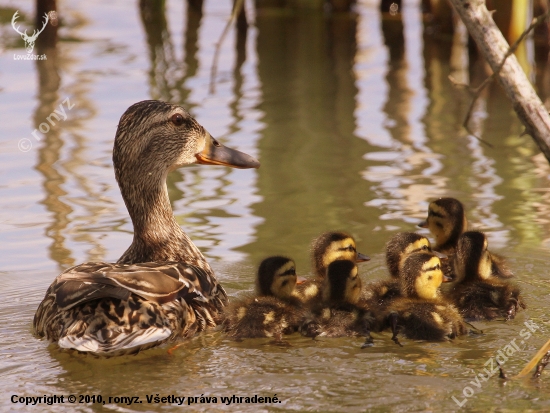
[1,0,550,411]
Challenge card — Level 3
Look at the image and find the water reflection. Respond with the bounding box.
[242,7,374,269]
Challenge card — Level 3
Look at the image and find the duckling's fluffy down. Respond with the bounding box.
[223,295,305,339]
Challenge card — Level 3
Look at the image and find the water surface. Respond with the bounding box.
[1,0,550,411]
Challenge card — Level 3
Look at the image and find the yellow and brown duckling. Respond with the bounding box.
[223,256,305,340]
[301,260,376,346]
[446,231,525,321]
[386,252,467,343]
[365,232,446,308]
[418,198,467,255]
[419,197,512,278]
[296,231,370,303]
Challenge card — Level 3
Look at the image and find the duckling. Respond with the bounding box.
[223,256,305,340]
[296,231,370,303]
[418,198,466,255]
[300,260,376,345]
[363,233,446,317]
[446,231,525,321]
[386,253,467,343]
[419,197,513,278]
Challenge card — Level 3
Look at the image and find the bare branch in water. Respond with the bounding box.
[448,2,550,156]
[209,0,246,94]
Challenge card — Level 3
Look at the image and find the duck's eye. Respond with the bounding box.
[428,276,432,280]
[421,245,429,251]
[212,138,221,147]
[436,264,440,270]
[348,246,356,252]
[436,222,443,229]
[171,113,184,126]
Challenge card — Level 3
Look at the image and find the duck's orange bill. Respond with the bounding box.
[196,133,260,169]
[442,274,453,283]
[296,276,307,285]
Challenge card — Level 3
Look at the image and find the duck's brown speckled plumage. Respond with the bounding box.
[33,100,259,356]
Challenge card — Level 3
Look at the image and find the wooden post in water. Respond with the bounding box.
[448,0,550,163]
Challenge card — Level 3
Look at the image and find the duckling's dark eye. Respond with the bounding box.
[436,222,443,229]
[212,138,221,147]
[171,113,184,126]
[282,269,296,276]
[428,276,432,280]
[421,245,429,251]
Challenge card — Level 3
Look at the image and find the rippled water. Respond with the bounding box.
[1,0,550,411]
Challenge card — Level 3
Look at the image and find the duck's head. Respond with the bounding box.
[385,232,446,278]
[322,259,362,305]
[311,231,370,278]
[418,198,467,250]
[400,253,449,300]
[113,100,260,187]
[453,231,493,283]
[256,256,297,300]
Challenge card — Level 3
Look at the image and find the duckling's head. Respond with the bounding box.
[418,198,467,250]
[323,259,362,305]
[114,100,260,189]
[400,253,446,300]
[312,231,370,278]
[454,231,493,283]
[256,256,297,300]
[385,232,445,278]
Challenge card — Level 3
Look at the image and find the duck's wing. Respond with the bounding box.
[34,261,227,356]
[53,261,215,310]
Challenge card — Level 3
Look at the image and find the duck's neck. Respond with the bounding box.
[116,169,211,272]
[438,216,467,253]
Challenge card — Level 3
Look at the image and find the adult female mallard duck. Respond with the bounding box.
[300,260,376,346]
[386,252,467,343]
[33,100,260,356]
[446,231,525,321]
[223,256,305,340]
[296,231,370,303]
[419,197,512,278]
